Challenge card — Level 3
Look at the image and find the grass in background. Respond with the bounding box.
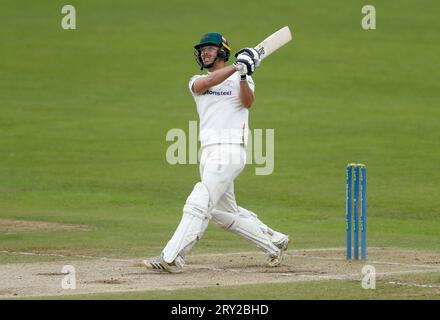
[1,0,439,264]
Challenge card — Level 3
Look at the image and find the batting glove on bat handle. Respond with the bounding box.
[234,55,255,76]
[233,60,253,76]
[235,48,261,68]
[233,61,248,76]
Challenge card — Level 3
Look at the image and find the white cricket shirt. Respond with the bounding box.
[188,72,255,147]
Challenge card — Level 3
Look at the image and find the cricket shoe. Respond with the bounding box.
[142,255,184,274]
[273,233,290,251]
[266,234,289,267]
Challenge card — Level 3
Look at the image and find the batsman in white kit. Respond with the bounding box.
[143,31,290,273]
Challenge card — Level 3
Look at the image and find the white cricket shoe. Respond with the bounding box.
[273,234,290,251]
[142,255,184,274]
[266,234,289,267]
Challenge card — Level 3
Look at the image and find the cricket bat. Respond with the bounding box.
[254,26,292,60]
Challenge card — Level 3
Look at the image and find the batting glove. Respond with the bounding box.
[235,47,261,68]
[233,54,255,77]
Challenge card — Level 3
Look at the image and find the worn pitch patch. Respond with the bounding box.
[0,219,90,233]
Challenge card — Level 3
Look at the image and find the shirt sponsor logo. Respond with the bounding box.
[203,90,232,96]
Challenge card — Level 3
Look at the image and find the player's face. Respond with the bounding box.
[201,45,219,64]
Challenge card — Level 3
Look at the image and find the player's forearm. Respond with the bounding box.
[239,80,254,108]
[192,65,238,94]
[206,65,237,87]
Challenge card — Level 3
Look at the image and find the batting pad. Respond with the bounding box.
[162,182,210,263]
[211,209,280,256]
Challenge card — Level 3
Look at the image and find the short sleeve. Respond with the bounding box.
[188,75,206,95]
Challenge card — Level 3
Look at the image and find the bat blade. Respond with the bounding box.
[254,26,292,60]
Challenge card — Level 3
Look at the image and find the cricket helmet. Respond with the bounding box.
[194,32,231,69]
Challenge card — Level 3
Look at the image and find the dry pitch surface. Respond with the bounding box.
[1,248,439,299]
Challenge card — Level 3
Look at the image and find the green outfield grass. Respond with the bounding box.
[1,0,439,299]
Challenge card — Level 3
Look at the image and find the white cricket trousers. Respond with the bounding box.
[162,143,280,263]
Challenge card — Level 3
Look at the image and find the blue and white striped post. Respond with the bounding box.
[353,166,360,260]
[346,165,353,260]
[346,163,367,260]
[361,166,367,260]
